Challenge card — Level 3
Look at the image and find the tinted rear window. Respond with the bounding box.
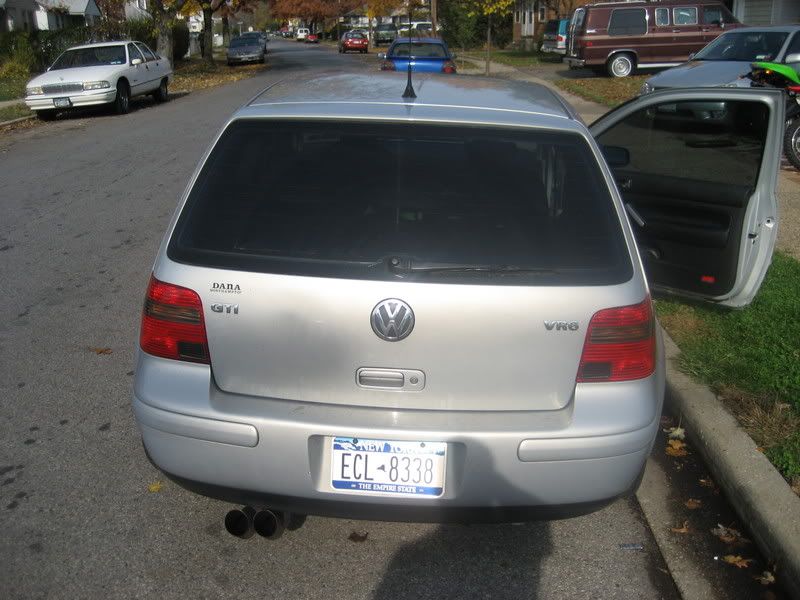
[608,8,647,36]
[169,121,632,286]
[391,42,447,58]
[545,20,560,35]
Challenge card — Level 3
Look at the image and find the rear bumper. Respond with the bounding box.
[133,344,664,522]
[564,57,585,67]
[541,44,566,55]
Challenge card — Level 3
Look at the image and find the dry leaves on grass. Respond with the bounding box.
[684,498,702,510]
[666,426,686,440]
[147,481,163,493]
[670,521,690,534]
[666,439,689,457]
[711,524,750,545]
[722,554,753,569]
[172,62,268,94]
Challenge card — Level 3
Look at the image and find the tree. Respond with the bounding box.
[182,0,260,65]
[366,0,404,45]
[540,0,581,18]
[149,0,191,64]
[439,0,478,55]
[467,0,513,75]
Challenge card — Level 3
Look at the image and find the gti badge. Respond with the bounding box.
[211,303,239,314]
[371,299,414,341]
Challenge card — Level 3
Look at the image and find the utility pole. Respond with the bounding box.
[430,0,437,36]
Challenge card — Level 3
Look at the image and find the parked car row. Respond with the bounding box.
[226,34,267,66]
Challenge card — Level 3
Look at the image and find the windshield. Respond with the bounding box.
[391,42,448,58]
[50,46,127,70]
[230,38,258,48]
[169,120,631,286]
[694,31,789,62]
[377,24,395,31]
[347,32,366,39]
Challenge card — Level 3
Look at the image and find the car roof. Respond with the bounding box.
[240,72,579,130]
[721,24,800,33]
[392,37,446,45]
[65,41,131,50]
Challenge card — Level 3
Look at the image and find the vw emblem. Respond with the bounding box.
[371,299,414,342]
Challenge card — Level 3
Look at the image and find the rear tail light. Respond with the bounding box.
[577,298,655,383]
[557,35,565,42]
[381,61,396,71]
[140,275,209,364]
[788,85,800,94]
[442,60,457,74]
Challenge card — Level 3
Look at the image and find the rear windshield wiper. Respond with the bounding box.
[385,256,558,275]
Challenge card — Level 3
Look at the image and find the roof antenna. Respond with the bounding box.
[402,9,416,99]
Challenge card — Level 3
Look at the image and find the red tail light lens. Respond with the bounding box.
[140,275,209,364]
[557,35,565,42]
[442,60,457,74]
[788,85,800,94]
[381,60,396,71]
[577,299,655,382]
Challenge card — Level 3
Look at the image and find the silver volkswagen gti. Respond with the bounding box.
[133,73,781,538]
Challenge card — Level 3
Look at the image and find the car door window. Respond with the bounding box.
[608,8,647,36]
[673,7,698,26]
[128,43,144,64]
[655,8,669,26]
[785,32,800,61]
[137,43,157,62]
[703,7,723,25]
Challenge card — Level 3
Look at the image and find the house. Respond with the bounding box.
[1,0,100,31]
[512,1,557,47]
[730,0,800,25]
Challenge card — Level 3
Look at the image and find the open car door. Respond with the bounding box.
[590,88,783,307]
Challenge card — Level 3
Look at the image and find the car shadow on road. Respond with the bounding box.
[372,521,551,600]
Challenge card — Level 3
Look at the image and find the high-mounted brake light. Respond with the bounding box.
[577,299,655,382]
[140,275,209,364]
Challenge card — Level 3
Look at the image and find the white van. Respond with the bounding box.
[296,28,309,42]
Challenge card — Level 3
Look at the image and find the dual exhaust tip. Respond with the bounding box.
[224,506,304,540]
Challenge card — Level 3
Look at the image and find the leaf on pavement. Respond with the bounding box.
[147,481,163,493]
[699,477,715,488]
[711,524,749,545]
[670,521,690,534]
[348,531,368,543]
[666,439,689,457]
[667,426,686,440]
[89,347,113,355]
[685,498,702,510]
[754,571,776,585]
[722,555,753,569]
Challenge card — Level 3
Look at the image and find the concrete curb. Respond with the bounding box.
[0,115,35,127]
[663,333,800,599]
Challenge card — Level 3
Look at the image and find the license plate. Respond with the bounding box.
[54,98,71,108]
[331,437,446,497]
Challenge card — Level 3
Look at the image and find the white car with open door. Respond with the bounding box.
[132,75,781,539]
[24,41,173,120]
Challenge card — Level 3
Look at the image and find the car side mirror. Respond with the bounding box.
[131,58,143,66]
[378,52,386,59]
[785,52,800,65]
[601,145,630,168]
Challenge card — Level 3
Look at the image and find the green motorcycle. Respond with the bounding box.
[749,60,800,170]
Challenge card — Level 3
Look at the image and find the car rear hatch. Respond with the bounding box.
[164,118,637,412]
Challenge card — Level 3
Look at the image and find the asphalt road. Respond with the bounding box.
[0,40,679,599]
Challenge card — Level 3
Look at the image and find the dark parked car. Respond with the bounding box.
[339,31,369,54]
[240,31,267,51]
[379,38,456,74]
[227,36,266,65]
[374,23,398,46]
[565,0,743,77]
[541,19,569,55]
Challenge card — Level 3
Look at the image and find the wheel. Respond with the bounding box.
[153,78,168,103]
[607,53,634,78]
[36,109,57,121]
[114,80,130,114]
[784,118,800,170]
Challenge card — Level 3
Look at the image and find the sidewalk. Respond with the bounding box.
[0,98,23,109]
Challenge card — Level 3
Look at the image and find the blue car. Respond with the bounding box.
[379,37,457,74]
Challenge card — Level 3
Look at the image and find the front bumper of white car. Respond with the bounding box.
[25,88,117,111]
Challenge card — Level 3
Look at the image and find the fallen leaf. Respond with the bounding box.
[756,447,765,453]
[348,531,368,542]
[685,498,702,510]
[147,481,163,493]
[722,555,753,569]
[711,524,749,545]
[666,439,689,457]
[667,426,686,440]
[699,478,715,488]
[670,521,690,534]
[660,415,673,427]
[754,571,775,586]
[89,347,112,355]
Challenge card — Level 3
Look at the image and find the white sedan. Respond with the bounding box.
[24,41,173,120]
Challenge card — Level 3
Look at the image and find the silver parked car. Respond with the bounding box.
[25,41,172,120]
[133,73,781,538]
[641,25,800,94]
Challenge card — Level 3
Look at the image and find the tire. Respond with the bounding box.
[37,109,57,121]
[784,118,800,171]
[114,80,130,114]
[607,53,634,78]
[153,78,168,103]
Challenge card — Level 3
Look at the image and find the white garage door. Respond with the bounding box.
[742,0,774,25]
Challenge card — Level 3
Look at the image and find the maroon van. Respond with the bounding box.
[565,0,742,77]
